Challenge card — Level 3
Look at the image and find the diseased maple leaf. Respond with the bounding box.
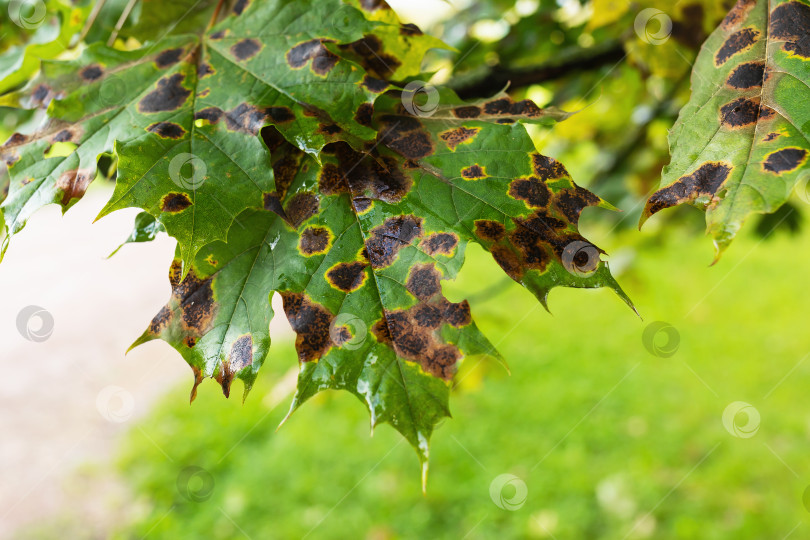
[0,0,635,481]
[641,0,810,258]
[0,0,440,268]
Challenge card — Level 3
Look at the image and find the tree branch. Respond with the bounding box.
[453,42,626,100]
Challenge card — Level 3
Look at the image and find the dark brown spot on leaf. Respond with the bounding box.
[773,2,810,56]
[759,105,776,121]
[161,192,192,212]
[407,264,442,300]
[378,115,433,159]
[412,304,442,328]
[138,73,190,113]
[332,143,412,203]
[147,122,186,139]
[197,62,214,77]
[461,164,487,179]
[285,192,319,227]
[726,62,765,89]
[532,154,568,180]
[338,36,400,79]
[510,221,551,272]
[318,163,348,195]
[475,220,506,242]
[233,0,250,14]
[509,176,551,208]
[722,0,756,30]
[231,39,261,61]
[554,186,600,223]
[267,106,295,123]
[210,30,226,40]
[149,305,171,335]
[317,123,342,135]
[52,129,74,143]
[56,169,93,206]
[282,293,334,362]
[645,162,732,216]
[443,300,471,327]
[32,84,51,107]
[453,106,480,119]
[763,132,781,142]
[720,97,761,129]
[286,40,339,75]
[262,192,286,218]
[156,48,184,68]
[483,97,542,117]
[715,28,759,66]
[439,126,480,150]
[195,107,223,123]
[225,103,270,135]
[326,261,368,292]
[366,215,422,268]
[400,23,422,36]
[354,103,374,127]
[80,65,103,81]
[361,75,389,93]
[299,226,331,255]
[173,267,217,336]
[763,148,807,174]
[420,233,458,256]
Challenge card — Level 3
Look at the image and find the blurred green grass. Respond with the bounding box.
[109,221,810,540]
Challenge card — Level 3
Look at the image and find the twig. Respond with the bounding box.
[207,0,227,31]
[107,0,139,46]
[453,42,626,100]
[76,0,109,46]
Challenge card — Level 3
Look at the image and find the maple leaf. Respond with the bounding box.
[0,0,634,480]
[641,0,810,259]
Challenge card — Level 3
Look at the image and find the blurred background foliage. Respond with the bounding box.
[3,0,810,538]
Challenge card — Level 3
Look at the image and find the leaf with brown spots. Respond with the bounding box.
[643,0,810,259]
[0,0,636,482]
[0,0,437,268]
[131,208,281,400]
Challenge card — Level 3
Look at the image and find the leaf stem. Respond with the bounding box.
[75,0,109,47]
[107,0,139,46]
[207,0,227,31]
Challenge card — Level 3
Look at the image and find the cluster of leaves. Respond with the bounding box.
[0,0,633,479]
[642,0,810,257]
[1,0,807,479]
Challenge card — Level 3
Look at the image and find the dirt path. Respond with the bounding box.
[0,187,290,537]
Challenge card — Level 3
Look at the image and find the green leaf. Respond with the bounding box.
[0,0,634,477]
[0,0,89,95]
[108,210,165,257]
[641,0,810,258]
[1,0,426,268]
